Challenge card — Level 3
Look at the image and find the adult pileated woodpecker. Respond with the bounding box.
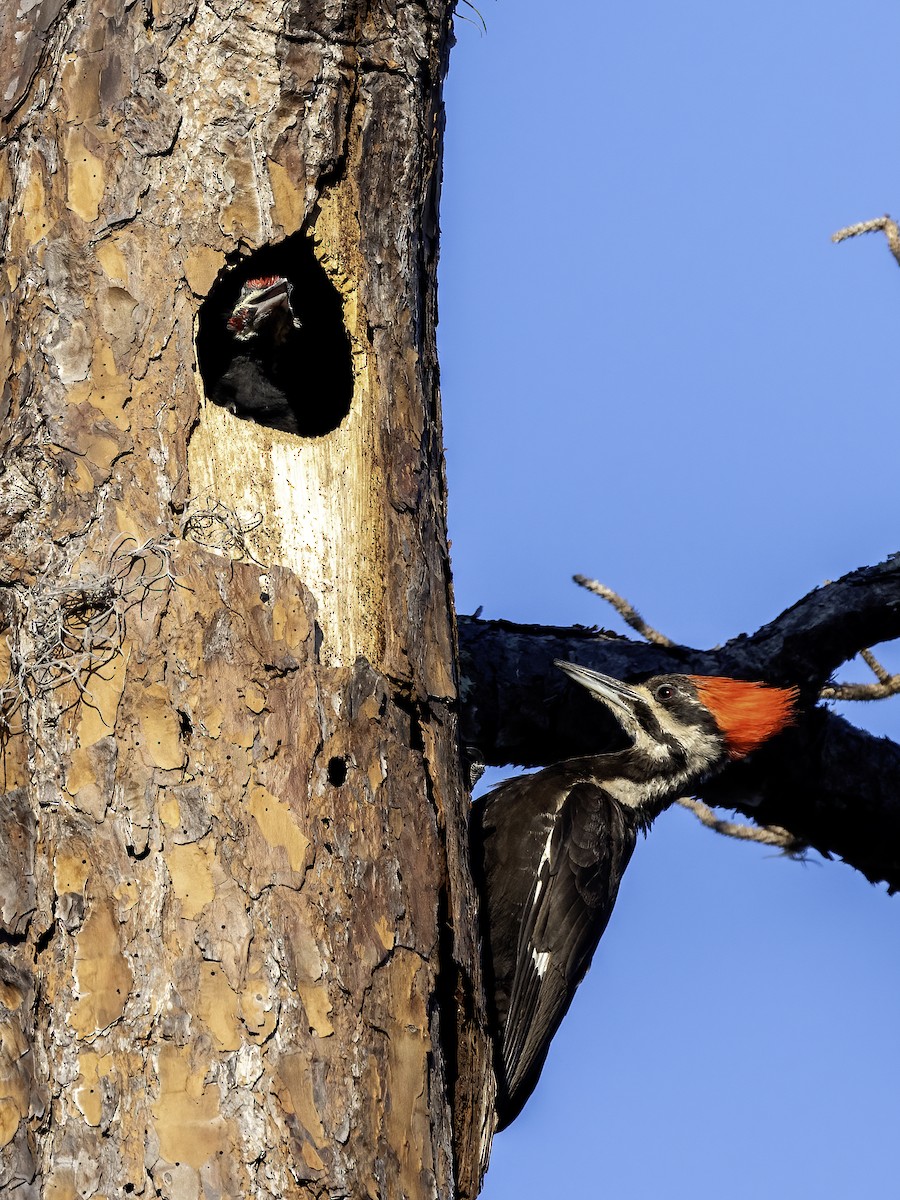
[471,661,798,1129]
[212,275,304,433]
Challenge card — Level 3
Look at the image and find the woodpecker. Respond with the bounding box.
[471,661,798,1130]
[226,275,302,342]
[211,275,304,433]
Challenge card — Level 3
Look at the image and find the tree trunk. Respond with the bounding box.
[0,2,493,1197]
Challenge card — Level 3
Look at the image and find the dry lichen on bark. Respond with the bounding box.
[0,2,492,1197]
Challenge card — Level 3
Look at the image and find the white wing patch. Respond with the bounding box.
[531,948,551,978]
[537,826,554,871]
[529,827,556,973]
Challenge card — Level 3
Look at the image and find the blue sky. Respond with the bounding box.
[437,2,900,1195]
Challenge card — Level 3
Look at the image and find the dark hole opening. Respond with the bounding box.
[327,756,348,787]
[196,233,353,437]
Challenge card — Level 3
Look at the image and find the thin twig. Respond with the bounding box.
[676,796,808,856]
[573,575,674,646]
[820,646,900,700]
[832,215,900,267]
[821,677,900,700]
[861,647,892,684]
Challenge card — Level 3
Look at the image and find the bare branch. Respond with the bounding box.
[675,796,807,855]
[822,677,900,701]
[832,214,900,267]
[711,553,900,686]
[573,574,674,646]
[820,647,900,700]
[862,647,893,683]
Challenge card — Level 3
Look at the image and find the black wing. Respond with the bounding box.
[473,774,637,1128]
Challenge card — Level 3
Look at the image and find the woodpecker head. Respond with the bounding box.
[226,275,302,342]
[556,660,798,786]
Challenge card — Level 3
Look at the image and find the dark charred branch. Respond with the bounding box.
[700,712,900,891]
[711,553,900,686]
[458,553,900,891]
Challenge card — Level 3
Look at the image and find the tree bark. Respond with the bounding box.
[0,2,492,1197]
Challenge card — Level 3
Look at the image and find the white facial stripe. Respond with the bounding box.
[657,703,719,762]
[602,683,665,760]
[600,686,724,810]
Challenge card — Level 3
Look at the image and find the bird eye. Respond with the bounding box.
[655,684,675,702]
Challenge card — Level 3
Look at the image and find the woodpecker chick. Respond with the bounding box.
[212,275,304,433]
[226,276,302,342]
[471,662,798,1130]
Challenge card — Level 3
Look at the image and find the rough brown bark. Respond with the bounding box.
[0,2,493,1197]
[458,554,900,890]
